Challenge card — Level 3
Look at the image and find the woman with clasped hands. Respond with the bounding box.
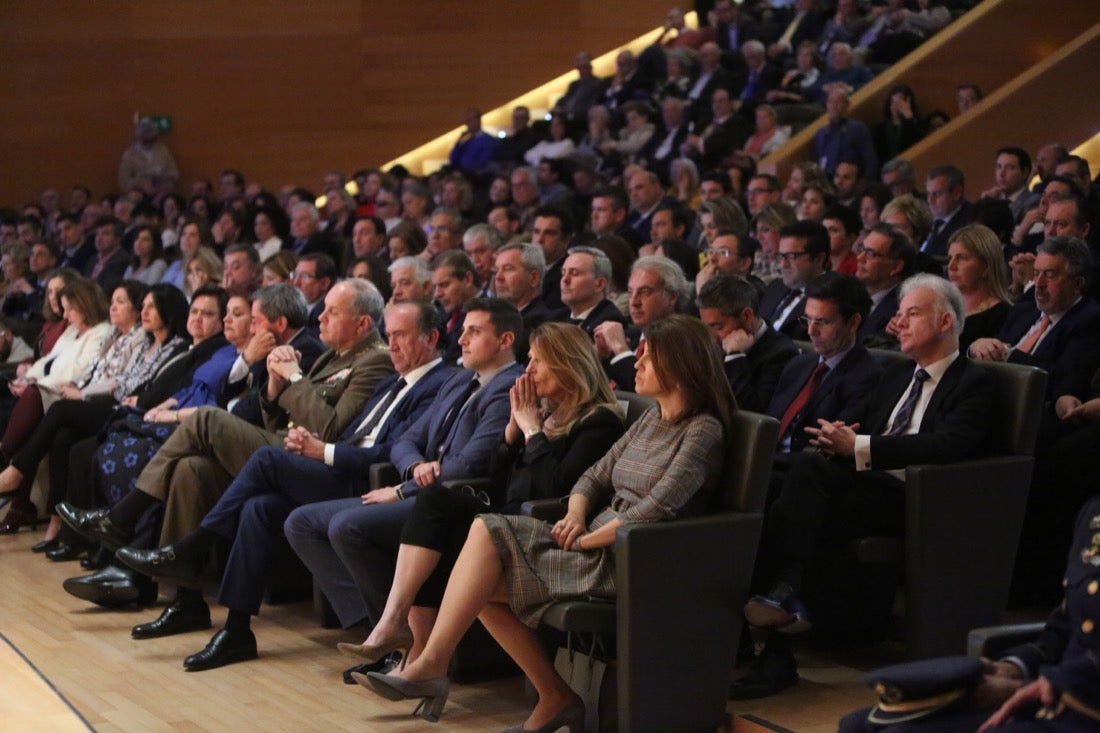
[338,322,623,677]
[358,315,737,731]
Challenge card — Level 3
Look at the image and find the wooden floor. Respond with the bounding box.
[1,524,892,732]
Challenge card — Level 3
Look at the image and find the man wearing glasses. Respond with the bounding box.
[758,220,831,340]
[855,223,915,348]
[291,253,336,336]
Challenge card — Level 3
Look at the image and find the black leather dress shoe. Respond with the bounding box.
[46,541,88,562]
[132,597,212,639]
[183,629,258,672]
[115,545,202,584]
[728,643,799,700]
[81,546,112,571]
[62,565,158,608]
[32,537,61,553]
[56,503,129,550]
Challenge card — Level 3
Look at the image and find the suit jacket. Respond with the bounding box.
[998,297,1100,399]
[440,309,466,366]
[552,298,628,339]
[224,328,326,427]
[759,279,810,341]
[839,355,996,470]
[515,297,553,362]
[636,122,690,185]
[923,200,976,258]
[291,231,345,271]
[766,345,884,452]
[261,329,394,441]
[604,327,643,393]
[724,324,798,411]
[134,334,230,411]
[686,67,735,124]
[330,360,456,476]
[389,362,524,494]
[541,258,565,312]
[1004,493,1100,713]
[694,115,753,168]
[83,248,132,293]
[858,285,900,348]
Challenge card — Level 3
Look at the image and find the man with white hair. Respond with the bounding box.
[289,201,344,270]
[735,273,996,698]
[593,255,687,391]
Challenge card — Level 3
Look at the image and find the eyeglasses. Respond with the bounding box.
[291,271,317,281]
[708,247,733,258]
[853,243,893,260]
[798,315,838,329]
[776,251,810,263]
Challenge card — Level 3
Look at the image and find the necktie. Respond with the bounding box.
[429,376,480,460]
[1015,314,1051,355]
[923,220,944,252]
[778,362,829,439]
[887,369,930,436]
[343,378,407,445]
[772,288,802,328]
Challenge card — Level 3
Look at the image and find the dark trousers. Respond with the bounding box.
[202,445,367,616]
[763,451,905,588]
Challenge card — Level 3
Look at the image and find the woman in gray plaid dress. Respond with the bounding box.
[361,315,738,730]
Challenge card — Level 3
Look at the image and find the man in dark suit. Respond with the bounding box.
[551,246,627,336]
[283,298,524,640]
[115,302,455,670]
[218,283,326,426]
[697,274,797,411]
[922,165,975,257]
[291,252,336,337]
[59,279,396,558]
[289,201,344,271]
[594,255,686,392]
[682,87,752,169]
[636,98,691,185]
[766,272,883,456]
[736,274,996,698]
[736,41,782,118]
[56,212,95,273]
[969,236,1100,401]
[493,243,551,362]
[431,251,481,365]
[684,42,734,125]
[855,223,916,348]
[83,216,131,293]
[533,204,574,312]
[713,0,761,58]
[758,220,831,341]
[625,170,676,245]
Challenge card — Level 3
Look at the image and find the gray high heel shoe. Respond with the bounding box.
[336,624,414,666]
[500,696,585,733]
[354,671,450,723]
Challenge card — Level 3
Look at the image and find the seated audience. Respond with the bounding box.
[697,274,797,411]
[736,274,996,699]
[356,315,735,731]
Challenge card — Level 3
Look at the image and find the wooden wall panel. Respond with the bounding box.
[0,0,667,205]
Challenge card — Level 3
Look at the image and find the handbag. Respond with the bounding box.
[553,632,616,733]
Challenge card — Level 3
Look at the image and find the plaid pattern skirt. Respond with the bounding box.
[482,506,617,628]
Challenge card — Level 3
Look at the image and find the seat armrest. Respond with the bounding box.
[369,462,401,489]
[440,477,490,492]
[522,499,565,521]
[967,622,1046,659]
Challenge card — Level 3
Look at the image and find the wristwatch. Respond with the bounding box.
[288,372,304,384]
[524,428,541,442]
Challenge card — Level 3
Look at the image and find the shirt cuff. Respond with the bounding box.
[854,435,872,471]
[324,443,335,467]
[609,350,634,365]
[228,356,249,382]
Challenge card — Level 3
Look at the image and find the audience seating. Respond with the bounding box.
[804,358,1048,658]
[525,407,780,733]
[967,621,1046,660]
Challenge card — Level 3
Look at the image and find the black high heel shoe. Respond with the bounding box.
[31,536,61,553]
[0,504,38,534]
